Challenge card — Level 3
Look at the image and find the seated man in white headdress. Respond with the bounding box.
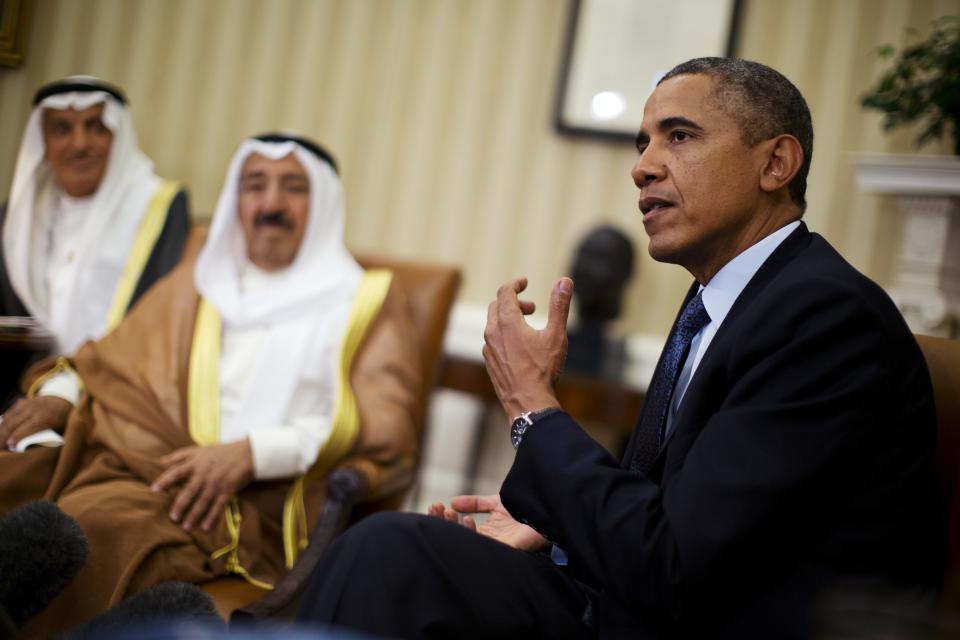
[3,133,421,636]
[0,76,190,441]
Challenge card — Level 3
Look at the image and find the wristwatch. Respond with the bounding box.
[510,406,561,450]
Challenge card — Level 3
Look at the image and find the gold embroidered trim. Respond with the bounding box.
[281,269,393,568]
[187,297,221,446]
[211,498,274,590]
[189,299,269,586]
[105,180,180,331]
[26,356,83,398]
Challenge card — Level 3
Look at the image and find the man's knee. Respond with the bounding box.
[318,511,467,591]
[338,511,440,560]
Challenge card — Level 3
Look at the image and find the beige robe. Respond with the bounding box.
[5,258,420,637]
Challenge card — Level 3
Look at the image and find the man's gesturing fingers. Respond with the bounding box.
[450,494,499,515]
[545,277,574,341]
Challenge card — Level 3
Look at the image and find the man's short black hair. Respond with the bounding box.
[659,57,814,211]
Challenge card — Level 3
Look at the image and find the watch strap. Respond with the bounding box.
[510,406,562,449]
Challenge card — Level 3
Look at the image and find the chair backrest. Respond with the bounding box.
[914,334,960,599]
[354,253,461,434]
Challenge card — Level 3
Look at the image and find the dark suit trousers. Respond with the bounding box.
[297,512,598,639]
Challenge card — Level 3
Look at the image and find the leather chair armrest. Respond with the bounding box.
[231,466,368,622]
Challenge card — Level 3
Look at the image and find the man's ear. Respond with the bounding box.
[759,134,803,195]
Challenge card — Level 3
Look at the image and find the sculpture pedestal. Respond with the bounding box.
[852,153,960,338]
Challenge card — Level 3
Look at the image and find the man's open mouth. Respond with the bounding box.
[640,197,674,215]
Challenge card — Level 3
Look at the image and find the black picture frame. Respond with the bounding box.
[554,0,743,143]
[0,0,32,68]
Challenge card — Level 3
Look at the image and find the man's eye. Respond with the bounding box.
[669,131,690,142]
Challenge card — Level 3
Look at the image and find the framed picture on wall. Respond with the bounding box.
[555,0,742,142]
[0,0,32,67]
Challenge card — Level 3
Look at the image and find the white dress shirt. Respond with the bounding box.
[46,194,92,341]
[218,263,339,480]
[665,221,801,435]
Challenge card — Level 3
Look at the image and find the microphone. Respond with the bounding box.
[0,500,88,629]
[62,581,224,638]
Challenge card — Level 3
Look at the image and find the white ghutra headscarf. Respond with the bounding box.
[194,135,363,440]
[3,76,164,353]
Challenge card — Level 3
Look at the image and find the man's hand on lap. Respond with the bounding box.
[151,439,254,532]
[428,493,549,552]
[0,396,72,449]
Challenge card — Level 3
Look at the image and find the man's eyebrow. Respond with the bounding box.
[658,116,704,133]
[240,170,267,181]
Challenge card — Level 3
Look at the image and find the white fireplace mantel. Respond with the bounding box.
[851,153,960,338]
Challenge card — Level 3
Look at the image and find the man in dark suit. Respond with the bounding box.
[296,58,940,639]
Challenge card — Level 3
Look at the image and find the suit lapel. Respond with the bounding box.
[652,222,813,459]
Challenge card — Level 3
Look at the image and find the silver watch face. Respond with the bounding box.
[510,417,530,449]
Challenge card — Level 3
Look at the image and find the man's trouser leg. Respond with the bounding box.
[297,512,597,639]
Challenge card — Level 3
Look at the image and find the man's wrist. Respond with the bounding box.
[510,406,562,450]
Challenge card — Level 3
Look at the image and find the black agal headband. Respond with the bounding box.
[253,133,339,175]
[33,77,127,106]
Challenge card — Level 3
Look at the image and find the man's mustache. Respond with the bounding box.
[254,211,294,229]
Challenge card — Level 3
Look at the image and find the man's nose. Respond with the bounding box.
[630,146,666,188]
[262,181,284,210]
[69,126,89,151]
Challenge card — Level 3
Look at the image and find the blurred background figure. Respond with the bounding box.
[0,76,191,410]
[565,224,635,380]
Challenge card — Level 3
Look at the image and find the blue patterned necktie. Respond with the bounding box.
[628,291,710,474]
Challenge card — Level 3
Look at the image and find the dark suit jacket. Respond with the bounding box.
[501,223,940,639]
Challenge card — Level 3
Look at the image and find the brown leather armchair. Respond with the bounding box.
[915,334,960,613]
[200,252,461,620]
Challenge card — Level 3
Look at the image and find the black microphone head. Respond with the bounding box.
[62,581,223,638]
[0,500,88,627]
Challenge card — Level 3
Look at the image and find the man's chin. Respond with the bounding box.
[646,239,683,266]
[59,176,102,198]
[246,243,297,271]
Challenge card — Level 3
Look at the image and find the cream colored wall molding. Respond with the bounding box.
[851,153,960,337]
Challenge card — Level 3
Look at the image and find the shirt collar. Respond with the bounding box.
[700,220,801,328]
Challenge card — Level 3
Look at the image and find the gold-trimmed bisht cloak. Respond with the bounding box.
[10,257,420,637]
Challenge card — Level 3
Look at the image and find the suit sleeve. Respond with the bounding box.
[500,276,903,619]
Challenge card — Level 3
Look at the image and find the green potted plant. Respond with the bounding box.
[861,16,960,155]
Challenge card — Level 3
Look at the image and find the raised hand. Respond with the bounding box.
[482,277,573,418]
